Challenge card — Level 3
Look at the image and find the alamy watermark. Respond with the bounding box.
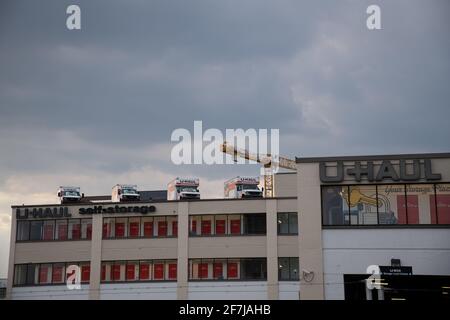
[66,265,81,290]
[366,264,382,290]
[171,121,280,174]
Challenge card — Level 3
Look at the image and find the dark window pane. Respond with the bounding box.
[277,213,289,234]
[278,258,290,280]
[29,221,43,241]
[26,264,36,285]
[16,221,30,241]
[289,213,298,234]
[290,258,299,280]
[243,214,266,234]
[241,258,266,280]
[14,265,28,285]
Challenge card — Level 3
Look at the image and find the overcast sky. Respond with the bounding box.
[0,0,449,277]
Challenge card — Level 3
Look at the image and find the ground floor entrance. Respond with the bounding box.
[344,274,450,300]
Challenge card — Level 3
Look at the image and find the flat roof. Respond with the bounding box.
[296,152,450,163]
[11,196,297,209]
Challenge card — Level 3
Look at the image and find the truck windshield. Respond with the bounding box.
[242,184,259,190]
[64,191,80,197]
[178,187,198,193]
[123,188,138,194]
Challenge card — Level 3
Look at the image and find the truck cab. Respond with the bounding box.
[112,184,140,202]
[57,186,82,204]
[167,178,200,200]
[224,177,263,198]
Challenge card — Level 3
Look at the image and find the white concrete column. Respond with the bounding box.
[89,214,103,300]
[177,202,189,299]
[266,199,279,300]
[297,163,325,299]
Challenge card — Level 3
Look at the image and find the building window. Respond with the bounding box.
[215,217,226,235]
[100,260,177,283]
[433,184,450,224]
[139,260,152,281]
[81,219,92,240]
[377,184,413,224]
[29,221,43,241]
[16,221,30,241]
[142,217,153,237]
[156,218,167,237]
[103,218,114,238]
[153,262,165,280]
[243,214,266,234]
[277,213,298,234]
[322,183,450,226]
[126,262,139,281]
[13,265,29,286]
[68,219,81,240]
[322,186,350,225]
[167,262,177,280]
[201,216,213,235]
[114,217,127,238]
[39,264,52,284]
[80,263,90,283]
[189,214,264,237]
[348,185,378,225]
[52,263,65,284]
[229,215,242,234]
[128,217,141,238]
[42,220,55,241]
[278,257,299,281]
[102,216,178,239]
[167,216,178,237]
[188,258,267,281]
[17,218,92,242]
[55,220,68,240]
[240,258,267,280]
[13,262,90,286]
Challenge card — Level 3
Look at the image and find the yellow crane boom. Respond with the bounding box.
[220,141,296,197]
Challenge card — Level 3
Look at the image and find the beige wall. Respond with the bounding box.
[14,242,92,263]
[274,172,297,197]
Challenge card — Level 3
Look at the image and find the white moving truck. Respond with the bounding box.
[112,184,141,202]
[57,186,82,204]
[167,178,200,200]
[224,177,263,198]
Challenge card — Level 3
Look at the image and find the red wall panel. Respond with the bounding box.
[213,262,223,278]
[154,263,164,279]
[115,223,125,238]
[201,220,211,235]
[143,222,153,237]
[397,195,419,224]
[215,220,225,235]
[227,262,238,279]
[140,263,150,280]
[158,221,167,237]
[230,220,241,234]
[129,222,140,237]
